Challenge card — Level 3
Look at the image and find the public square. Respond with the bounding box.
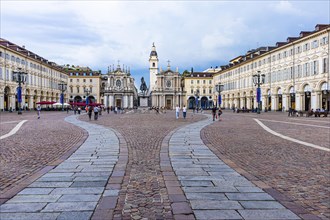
[0,110,329,220]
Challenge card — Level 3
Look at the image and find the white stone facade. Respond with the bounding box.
[103,64,137,109]
[0,39,69,111]
[213,24,330,112]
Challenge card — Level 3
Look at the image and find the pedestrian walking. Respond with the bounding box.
[183,105,187,119]
[218,108,222,121]
[88,106,93,120]
[212,106,217,121]
[37,105,41,119]
[94,106,99,120]
[107,106,110,114]
[175,105,180,119]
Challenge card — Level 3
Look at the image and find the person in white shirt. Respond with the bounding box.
[175,105,180,119]
[182,105,187,119]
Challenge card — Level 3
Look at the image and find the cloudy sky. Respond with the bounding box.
[1,0,329,86]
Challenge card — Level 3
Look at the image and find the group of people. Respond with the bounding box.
[175,105,187,119]
[86,106,100,120]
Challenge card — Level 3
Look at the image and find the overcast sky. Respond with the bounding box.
[1,0,329,86]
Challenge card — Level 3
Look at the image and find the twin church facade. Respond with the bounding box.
[0,24,329,111]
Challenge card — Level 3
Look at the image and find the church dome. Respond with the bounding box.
[150,50,158,56]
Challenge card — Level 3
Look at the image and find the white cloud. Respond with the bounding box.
[1,0,329,78]
[272,1,302,15]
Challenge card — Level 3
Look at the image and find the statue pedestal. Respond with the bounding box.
[139,96,148,107]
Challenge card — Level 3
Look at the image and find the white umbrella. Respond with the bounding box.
[53,102,70,106]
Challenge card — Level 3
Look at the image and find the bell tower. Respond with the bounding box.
[149,43,159,90]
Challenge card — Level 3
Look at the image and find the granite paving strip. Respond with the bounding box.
[0,115,120,220]
[169,115,301,220]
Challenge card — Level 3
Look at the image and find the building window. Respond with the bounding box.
[203,80,206,84]
[296,46,301,53]
[303,43,310,51]
[152,62,155,67]
[197,80,200,84]
[77,79,79,82]
[90,79,93,82]
[70,79,73,82]
[209,89,212,94]
[209,80,212,84]
[70,73,73,76]
[303,63,310,77]
[191,89,193,94]
[83,79,86,82]
[76,73,79,76]
[297,65,302,78]
[323,58,329,73]
[70,87,73,93]
[77,87,80,93]
[321,36,328,45]
[83,73,86,76]
[312,40,319,49]
[203,89,206,94]
[312,60,318,75]
[191,80,193,84]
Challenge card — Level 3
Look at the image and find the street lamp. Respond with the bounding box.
[58,81,67,111]
[84,88,91,105]
[215,83,224,109]
[195,89,200,110]
[13,69,27,115]
[252,71,266,114]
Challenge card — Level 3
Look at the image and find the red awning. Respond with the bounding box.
[69,102,86,106]
[36,101,56,105]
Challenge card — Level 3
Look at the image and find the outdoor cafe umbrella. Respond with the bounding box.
[53,102,70,106]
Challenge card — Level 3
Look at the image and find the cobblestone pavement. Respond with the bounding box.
[0,114,120,220]
[0,111,87,201]
[79,111,206,219]
[1,110,329,219]
[169,115,299,220]
[201,110,330,220]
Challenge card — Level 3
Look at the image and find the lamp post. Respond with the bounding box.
[215,83,224,109]
[195,89,200,110]
[58,81,67,111]
[13,69,27,115]
[84,88,91,105]
[252,71,265,114]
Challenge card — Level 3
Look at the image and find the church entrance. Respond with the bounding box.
[166,99,172,109]
[116,99,122,108]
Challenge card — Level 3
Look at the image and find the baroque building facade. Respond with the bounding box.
[65,66,102,104]
[149,44,185,109]
[0,38,69,111]
[102,63,137,108]
[213,24,330,111]
[182,71,214,109]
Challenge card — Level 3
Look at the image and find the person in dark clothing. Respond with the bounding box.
[212,106,217,121]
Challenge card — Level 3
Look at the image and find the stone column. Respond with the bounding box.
[10,94,15,111]
[109,95,114,107]
[282,94,288,112]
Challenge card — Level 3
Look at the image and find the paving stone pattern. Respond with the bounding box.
[0,114,119,220]
[0,112,87,195]
[201,112,330,220]
[169,115,300,220]
[79,112,206,219]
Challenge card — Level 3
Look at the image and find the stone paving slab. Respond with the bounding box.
[0,115,120,220]
[169,115,301,220]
